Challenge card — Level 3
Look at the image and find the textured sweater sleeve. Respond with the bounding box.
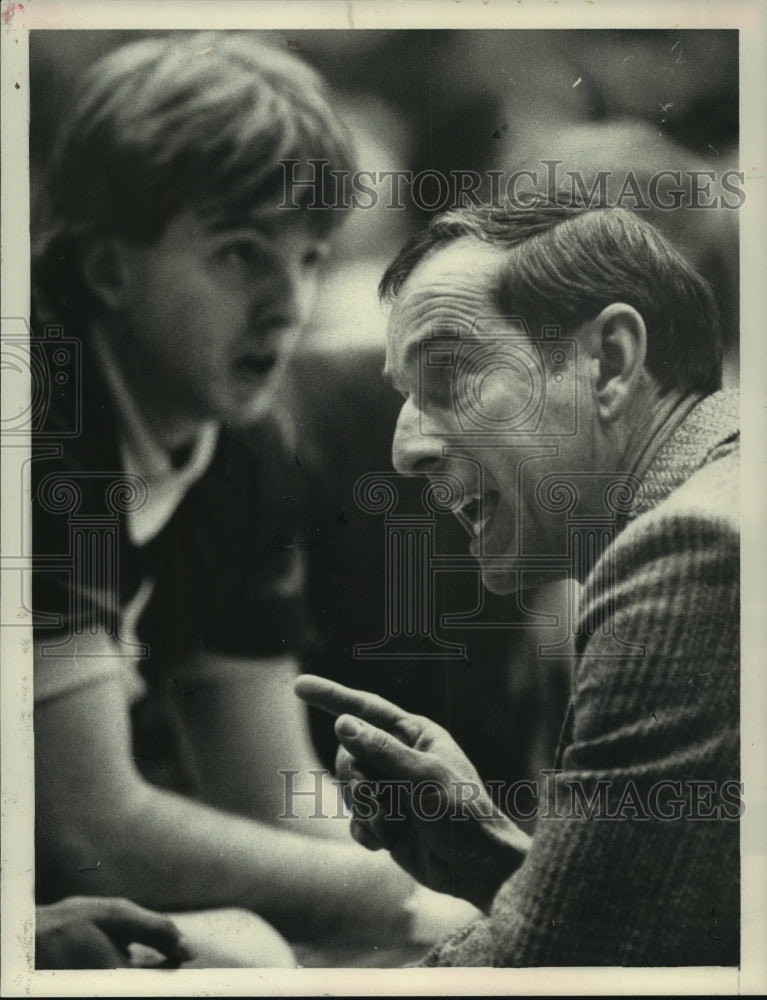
[423,457,740,967]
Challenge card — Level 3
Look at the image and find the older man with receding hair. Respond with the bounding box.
[298,196,740,966]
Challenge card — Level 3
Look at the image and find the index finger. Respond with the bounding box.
[295,674,417,740]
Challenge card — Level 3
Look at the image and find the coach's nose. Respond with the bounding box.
[392,398,444,475]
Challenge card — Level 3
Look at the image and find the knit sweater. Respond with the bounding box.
[423,390,740,966]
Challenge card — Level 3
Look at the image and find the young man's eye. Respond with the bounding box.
[221,240,258,267]
[303,244,329,269]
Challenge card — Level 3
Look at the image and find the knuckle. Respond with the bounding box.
[368,728,391,756]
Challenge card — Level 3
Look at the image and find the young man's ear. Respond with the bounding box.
[587,303,648,422]
[80,237,129,313]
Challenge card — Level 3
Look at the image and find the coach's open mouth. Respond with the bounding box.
[455,489,500,539]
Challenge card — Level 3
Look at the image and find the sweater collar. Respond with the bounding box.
[628,388,739,521]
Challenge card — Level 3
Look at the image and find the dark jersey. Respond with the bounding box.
[32,330,308,697]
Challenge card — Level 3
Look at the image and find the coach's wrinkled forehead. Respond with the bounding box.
[384,240,515,390]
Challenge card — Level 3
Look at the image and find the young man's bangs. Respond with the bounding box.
[193,114,355,234]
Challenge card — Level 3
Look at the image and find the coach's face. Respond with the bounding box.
[386,240,634,595]
[93,209,327,441]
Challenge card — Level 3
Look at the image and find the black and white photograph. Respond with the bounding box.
[1,1,765,995]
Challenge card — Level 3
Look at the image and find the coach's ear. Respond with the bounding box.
[588,303,648,423]
[80,236,129,313]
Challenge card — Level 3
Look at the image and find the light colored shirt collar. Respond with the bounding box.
[92,332,219,546]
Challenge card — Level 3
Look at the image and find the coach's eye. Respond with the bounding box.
[420,365,454,410]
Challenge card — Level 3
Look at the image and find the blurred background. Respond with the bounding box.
[29,28,740,813]
[30,28,740,371]
[30,30,738,370]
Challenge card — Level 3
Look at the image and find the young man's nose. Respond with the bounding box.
[391,399,444,475]
[259,260,317,328]
[287,267,319,329]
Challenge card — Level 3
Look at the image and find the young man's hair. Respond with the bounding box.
[35,30,355,321]
[379,196,723,395]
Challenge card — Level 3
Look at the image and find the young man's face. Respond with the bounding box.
[385,239,601,596]
[110,209,328,437]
